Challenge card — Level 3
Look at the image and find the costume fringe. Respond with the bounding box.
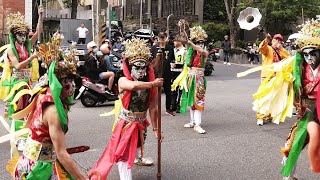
[6,156,19,177]
[56,162,69,180]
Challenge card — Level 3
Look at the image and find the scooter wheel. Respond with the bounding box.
[81,94,97,107]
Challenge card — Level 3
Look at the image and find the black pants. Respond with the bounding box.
[170,72,182,111]
[223,51,229,62]
[77,38,86,44]
[163,78,172,111]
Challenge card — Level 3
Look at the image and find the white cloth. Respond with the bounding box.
[174,46,186,63]
[194,110,202,126]
[77,27,88,38]
[117,161,132,180]
[190,109,195,124]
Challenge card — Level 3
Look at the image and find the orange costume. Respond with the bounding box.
[257,35,291,124]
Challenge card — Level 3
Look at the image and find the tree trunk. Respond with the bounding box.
[224,0,237,48]
[229,24,237,48]
[71,0,77,19]
[32,0,40,31]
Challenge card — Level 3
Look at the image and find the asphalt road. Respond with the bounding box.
[0,61,319,180]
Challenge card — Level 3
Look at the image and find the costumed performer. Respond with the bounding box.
[5,32,89,180]
[281,20,320,179]
[171,25,209,134]
[89,38,164,180]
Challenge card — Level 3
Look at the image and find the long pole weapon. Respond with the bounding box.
[38,0,43,45]
[156,47,164,180]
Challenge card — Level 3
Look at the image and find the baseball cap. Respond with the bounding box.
[273,34,284,41]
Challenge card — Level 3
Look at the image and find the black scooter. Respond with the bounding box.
[75,77,118,107]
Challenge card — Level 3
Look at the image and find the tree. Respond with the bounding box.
[203,0,227,22]
[62,0,78,19]
[223,0,241,48]
[256,0,320,36]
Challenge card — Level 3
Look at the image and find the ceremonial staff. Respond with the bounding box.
[156,47,164,180]
[38,0,43,44]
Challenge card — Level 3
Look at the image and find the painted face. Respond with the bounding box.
[61,78,75,97]
[131,61,147,80]
[15,32,27,44]
[303,48,320,68]
[195,41,205,49]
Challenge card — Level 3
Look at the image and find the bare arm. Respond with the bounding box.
[118,77,163,91]
[8,47,37,70]
[44,104,88,180]
[307,121,320,173]
[30,6,43,45]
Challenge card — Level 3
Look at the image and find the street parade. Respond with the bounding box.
[0,0,320,180]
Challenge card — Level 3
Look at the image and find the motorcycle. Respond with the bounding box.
[207,47,220,62]
[204,59,214,76]
[75,77,119,107]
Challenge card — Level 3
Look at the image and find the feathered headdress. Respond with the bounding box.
[38,32,79,79]
[123,38,151,65]
[6,12,30,34]
[296,19,320,49]
[190,26,208,42]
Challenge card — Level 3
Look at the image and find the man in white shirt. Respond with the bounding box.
[76,22,89,44]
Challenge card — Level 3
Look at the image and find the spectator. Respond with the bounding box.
[150,32,175,116]
[221,35,231,65]
[76,22,89,44]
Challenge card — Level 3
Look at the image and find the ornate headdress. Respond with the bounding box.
[38,32,79,79]
[296,19,320,49]
[123,38,151,65]
[190,25,208,42]
[6,12,30,34]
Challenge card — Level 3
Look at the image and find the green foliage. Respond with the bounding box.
[255,0,320,36]
[203,0,227,21]
[202,22,229,43]
[236,40,248,49]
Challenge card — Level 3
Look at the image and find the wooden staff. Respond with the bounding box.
[156,47,164,180]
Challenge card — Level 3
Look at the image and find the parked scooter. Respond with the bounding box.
[204,59,214,76]
[75,77,119,107]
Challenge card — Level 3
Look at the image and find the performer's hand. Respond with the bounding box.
[154,130,164,142]
[264,32,272,42]
[38,5,44,16]
[152,78,164,87]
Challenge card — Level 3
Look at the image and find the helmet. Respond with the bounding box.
[87,41,97,50]
[273,34,284,41]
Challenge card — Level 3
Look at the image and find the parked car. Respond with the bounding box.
[133,29,154,40]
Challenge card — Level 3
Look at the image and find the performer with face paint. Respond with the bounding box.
[89,38,164,180]
[5,33,88,180]
[280,20,320,179]
[171,25,209,134]
[0,7,44,154]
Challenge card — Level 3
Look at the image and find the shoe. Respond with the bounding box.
[292,112,297,116]
[134,157,154,166]
[283,177,298,180]
[223,62,227,64]
[227,62,231,65]
[194,125,206,134]
[257,120,263,126]
[105,89,115,96]
[166,110,175,116]
[176,109,180,113]
[184,123,195,128]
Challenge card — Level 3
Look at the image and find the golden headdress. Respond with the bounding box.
[190,25,208,42]
[123,38,151,65]
[38,32,79,78]
[296,19,320,49]
[6,12,30,34]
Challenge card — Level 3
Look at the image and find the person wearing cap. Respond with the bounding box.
[150,32,176,116]
[280,20,320,179]
[84,41,115,95]
[221,35,231,65]
[256,33,291,125]
[171,35,187,113]
[6,33,88,180]
[89,38,163,180]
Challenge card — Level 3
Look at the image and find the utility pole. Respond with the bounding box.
[139,0,143,28]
